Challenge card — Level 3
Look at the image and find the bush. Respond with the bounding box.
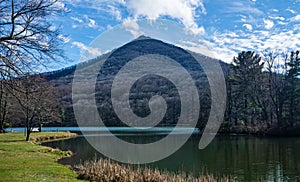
[3,122,12,129]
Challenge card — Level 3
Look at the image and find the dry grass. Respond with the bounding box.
[30,131,77,143]
[75,159,234,182]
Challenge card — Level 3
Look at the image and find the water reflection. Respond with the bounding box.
[44,134,300,181]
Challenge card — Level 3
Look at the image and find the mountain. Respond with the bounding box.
[45,36,228,128]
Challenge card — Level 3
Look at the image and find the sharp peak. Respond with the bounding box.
[134,35,152,41]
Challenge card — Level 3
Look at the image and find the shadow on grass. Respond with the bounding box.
[1,139,25,142]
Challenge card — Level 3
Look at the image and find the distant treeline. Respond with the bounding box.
[222,50,300,135]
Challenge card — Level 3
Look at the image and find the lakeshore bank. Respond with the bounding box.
[0,132,232,182]
[0,132,78,181]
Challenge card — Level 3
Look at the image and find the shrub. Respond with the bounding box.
[3,122,12,129]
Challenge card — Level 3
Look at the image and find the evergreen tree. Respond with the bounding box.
[231,51,264,126]
[286,51,300,126]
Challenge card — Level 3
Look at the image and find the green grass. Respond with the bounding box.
[0,132,79,182]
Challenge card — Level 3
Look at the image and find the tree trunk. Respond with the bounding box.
[0,98,7,133]
[25,114,31,141]
[0,124,4,133]
[26,127,31,141]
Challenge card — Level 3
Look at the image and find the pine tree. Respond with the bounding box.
[286,51,300,126]
[231,51,264,126]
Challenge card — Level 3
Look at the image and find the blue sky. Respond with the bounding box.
[53,0,300,67]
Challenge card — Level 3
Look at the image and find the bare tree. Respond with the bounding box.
[0,0,65,136]
[0,80,10,132]
[12,75,60,141]
[0,0,65,77]
[262,50,290,126]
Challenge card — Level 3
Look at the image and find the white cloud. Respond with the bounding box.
[62,0,300,65]
[66,0,206,35]
[240,15,247,22]
[71,15,98,29]
[222,2,263,15]
[58,35,71,43]
[278,21,287,25]
[289,15,300,22]
[122,18,142,37]
[107,24,113,30]
[53,1,68,11]
[263,19,274,29]
[126,0,206,35]
[238,15,259,24]
[269,16,285,21]
[186,26,205,35]
[71,17,83,23]
[177,40,215,58]
[286,8,296,14]
[243,24,253,31]
[72,41,101,60]
[88,18,97,28]
[202,25,300,63]
[65,0,126,6]
[107,5,122,21]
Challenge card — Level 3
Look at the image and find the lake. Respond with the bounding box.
[33,127,300,181]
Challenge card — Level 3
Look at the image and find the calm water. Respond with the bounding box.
[41,128,300,181]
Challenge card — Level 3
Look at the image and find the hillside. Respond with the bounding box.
[45,36,226,128]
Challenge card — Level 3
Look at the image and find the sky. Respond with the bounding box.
[52,0,300,68]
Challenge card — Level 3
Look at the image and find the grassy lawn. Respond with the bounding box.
[0,132,80,181]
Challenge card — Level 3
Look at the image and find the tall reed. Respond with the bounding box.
[75,159,234,182]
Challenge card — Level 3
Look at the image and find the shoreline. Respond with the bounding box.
[7,125,300,137]
[1,132,233,181]
[2,130,297,181]
[30,131,77,143]
[219,125,300,137]
[0,132,78,181]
